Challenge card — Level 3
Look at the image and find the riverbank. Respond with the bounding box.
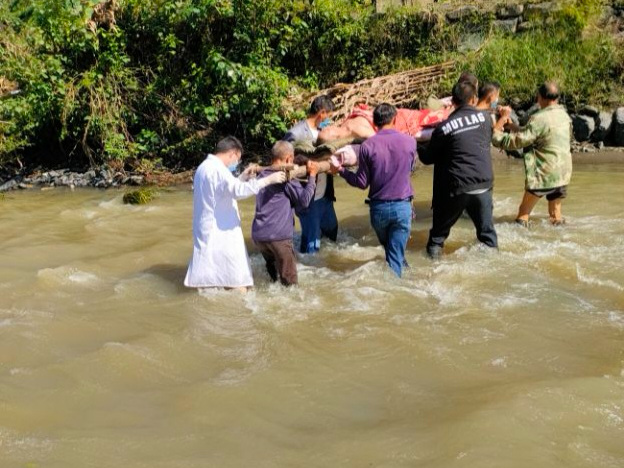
[1,147,624,193]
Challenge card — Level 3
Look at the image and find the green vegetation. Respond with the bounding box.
[0,0,621,171]
[123,187,157,205]
[471,2,624,107]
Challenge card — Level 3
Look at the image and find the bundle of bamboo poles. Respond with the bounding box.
[288,61,456,121]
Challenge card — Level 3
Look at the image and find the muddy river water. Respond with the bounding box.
[1,161,623,467]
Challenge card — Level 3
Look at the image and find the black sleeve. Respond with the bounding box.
[418,128,444,165]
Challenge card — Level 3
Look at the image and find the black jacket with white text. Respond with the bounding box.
[419,105,494,203]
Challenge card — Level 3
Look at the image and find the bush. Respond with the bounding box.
[0,0,621,171]
[469,0,623,108]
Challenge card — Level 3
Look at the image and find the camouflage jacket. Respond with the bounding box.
[492,105,572,190]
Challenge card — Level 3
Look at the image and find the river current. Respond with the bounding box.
[1,161,623,467]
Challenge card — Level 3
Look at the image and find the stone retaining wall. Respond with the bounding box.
[374,0,624,37]
[512,105,624,149]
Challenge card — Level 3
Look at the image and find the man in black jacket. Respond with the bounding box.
[420,81,498,258]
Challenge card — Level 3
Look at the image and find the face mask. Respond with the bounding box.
[490,100,499,110]
[318,118,332,129]
[227,160,240,173]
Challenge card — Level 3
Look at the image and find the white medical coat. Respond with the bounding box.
[184,155,262,288]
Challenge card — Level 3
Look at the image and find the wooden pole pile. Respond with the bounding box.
[287,61,456,121]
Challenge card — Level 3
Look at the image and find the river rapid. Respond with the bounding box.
[1,161,623,468]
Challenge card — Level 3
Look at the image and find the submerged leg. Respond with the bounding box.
[548,198,563,224]
[427,194,466,258]
[273,239,298,286]
[465,191,498,248]
[258,242,278,282]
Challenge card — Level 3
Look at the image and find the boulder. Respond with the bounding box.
[517,21,536,32]
[446,6,478,21]
[524,2,556,21]
[579,105,600,118]
[129,175,144,186]
[58,175,73,186]
[572,114,595,142]
[613,107,624,146]
[591,111,613,142]
[0,178,20,192]
[99,168,112,182]
[493,18,519,33]
[496,3,524,19]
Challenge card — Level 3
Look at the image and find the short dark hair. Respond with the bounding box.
[373,103,397,127]
[452,81,478,107]
[538,81,560,101]
[271,140,294,160]
[458,71,478,88]
[215,136,243,155]
[309,95,335,115]
[478,81,501,101]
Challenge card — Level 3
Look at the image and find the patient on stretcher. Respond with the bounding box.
[317,103,451,144]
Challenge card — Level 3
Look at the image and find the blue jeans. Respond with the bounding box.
[298,197,338,254]
[369,200,412,277]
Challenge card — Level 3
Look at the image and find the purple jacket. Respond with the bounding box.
[252,170,316,242]
[339,129,416,201]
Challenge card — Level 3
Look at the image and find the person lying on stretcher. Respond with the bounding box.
[317,102,452,143]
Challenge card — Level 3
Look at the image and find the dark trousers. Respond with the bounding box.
[298,197,338,254]
[370,200,412,277]
[427,190,498,252]
[255,239,298,286]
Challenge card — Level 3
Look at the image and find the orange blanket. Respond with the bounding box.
[344,104,450,137]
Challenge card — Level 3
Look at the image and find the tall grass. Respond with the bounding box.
[470,6,623,107]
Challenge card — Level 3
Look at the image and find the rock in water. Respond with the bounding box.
[592,111,613,142]
[572,115,595,142]
[613,108,624,146]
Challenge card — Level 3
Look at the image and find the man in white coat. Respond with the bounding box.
[184,136,287,291]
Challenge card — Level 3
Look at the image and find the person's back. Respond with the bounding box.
[333,103,416,277]
[524,105,572,189]
[420,81,498,258]
[354,129,416,201]
[252,170,315,243]
[430,106,494,195]
[252,141,318,286]
[184,137,287,290]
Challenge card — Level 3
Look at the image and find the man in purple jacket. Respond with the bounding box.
[330,103,416,277]
[252,141,319,286]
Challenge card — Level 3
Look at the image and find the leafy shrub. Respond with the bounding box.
[0,0,621,171]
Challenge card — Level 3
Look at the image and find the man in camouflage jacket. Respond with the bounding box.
[492,82,572,226]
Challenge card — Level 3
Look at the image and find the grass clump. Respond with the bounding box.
[469,3,623,108]
[123,188,157,205]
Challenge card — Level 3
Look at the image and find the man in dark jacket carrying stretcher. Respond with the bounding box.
[419,80,498,259]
